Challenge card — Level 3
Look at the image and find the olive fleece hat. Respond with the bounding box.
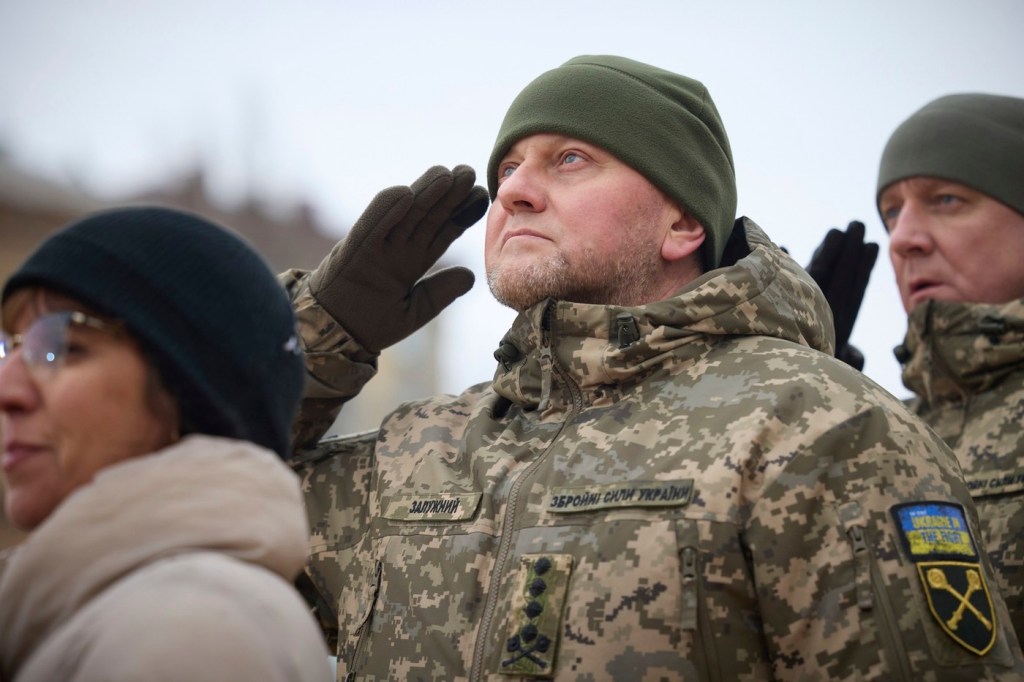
[487,55,737,270]
[2,206,305,458]
[877,93,1024,218]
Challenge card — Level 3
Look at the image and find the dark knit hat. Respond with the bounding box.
[487,55,737,269]
[2,206,304,458]
[877,93,1024,218]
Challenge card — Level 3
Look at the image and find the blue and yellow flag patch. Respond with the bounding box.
[891,502,996,655]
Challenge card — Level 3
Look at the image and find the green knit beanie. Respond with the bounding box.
[877,93,1024,218]
[487,55,737,270]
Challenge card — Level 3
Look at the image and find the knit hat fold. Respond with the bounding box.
[488,55,737,269]
[2,207,304,458]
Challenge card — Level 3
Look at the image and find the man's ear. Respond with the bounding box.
[661,212,705,263]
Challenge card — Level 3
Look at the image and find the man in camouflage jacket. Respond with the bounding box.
[285,58,1024,680]
[875,93,1024,646]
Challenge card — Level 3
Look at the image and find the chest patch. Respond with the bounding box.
[546,480,694,514]
[966,468,1024,497]
[382,492,481,522]
[498,553,573,677]
[891,501,997,655]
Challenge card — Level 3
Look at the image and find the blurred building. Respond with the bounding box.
[0,155,445,547]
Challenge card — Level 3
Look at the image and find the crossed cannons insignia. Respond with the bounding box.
[891,502,998,655]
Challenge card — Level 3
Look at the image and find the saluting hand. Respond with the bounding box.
[309,165,489,353]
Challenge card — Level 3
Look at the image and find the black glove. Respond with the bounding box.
[309,165,489,353]
[805,220,879,371]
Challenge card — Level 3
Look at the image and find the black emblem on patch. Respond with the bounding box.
[917,562,996,655]
[499,554,572,677]
[891,502,996,655]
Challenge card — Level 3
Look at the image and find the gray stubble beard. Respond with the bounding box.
[486,234,665,312]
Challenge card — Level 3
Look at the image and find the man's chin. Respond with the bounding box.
[487,264,565,312]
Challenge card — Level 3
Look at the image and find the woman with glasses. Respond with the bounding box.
[0,207,331,681]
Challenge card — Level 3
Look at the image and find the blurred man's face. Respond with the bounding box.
[485,134,686,311]
[880,177,1024,313]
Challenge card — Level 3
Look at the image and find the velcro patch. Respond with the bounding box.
[966,468,1024,497]
[547,480,693,514]
[498,554,573,677]
[917,562,997,655]
[891,502,996,655]
[382,492,481,521]
[891,502,977,561]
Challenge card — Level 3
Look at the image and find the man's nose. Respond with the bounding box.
[495,163,546,214]
[888,202,933,258]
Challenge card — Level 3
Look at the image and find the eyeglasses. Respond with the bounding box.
[0,311,123,379]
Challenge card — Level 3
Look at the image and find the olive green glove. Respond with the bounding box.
[309,165,489,353]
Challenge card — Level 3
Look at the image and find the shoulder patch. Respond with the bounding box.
[891,502,997,655]
[891,502,977,561]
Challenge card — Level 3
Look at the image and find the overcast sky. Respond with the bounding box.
[2,0,1023,401]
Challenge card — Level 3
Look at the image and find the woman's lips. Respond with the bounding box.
[1,442,43,474]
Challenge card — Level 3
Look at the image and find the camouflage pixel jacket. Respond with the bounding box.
[900,298,1024,646]
[289,219,1024,681]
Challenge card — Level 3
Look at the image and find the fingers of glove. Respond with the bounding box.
[834,241,879,345]
[394,167,488,269]
[387,165,461,244]
[806,228,845,283]
[321,165,472,296]
[854,241,879,291]
[828,220,871,283]
[309,185,414,293]
[451,183,490,228]
[828,239,866,292]
[400,165,481,252]
[831,225,876,317]
[419,185,489,264]
[402,266,476,331]
[844,220,867,242]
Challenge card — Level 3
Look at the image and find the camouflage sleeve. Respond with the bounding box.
[747,403,1024,680]
[279,269,380,450]
[292,431,379,654]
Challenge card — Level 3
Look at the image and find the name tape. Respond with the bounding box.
[547,480,694,513]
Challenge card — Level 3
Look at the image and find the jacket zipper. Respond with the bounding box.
[681,546,721,681]
[468,304,583,680]
[849,525,912,680]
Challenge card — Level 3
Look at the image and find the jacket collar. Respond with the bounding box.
[899,298,1024,403]
[490,217,834,412]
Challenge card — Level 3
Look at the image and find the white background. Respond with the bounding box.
[2,0,1023,399]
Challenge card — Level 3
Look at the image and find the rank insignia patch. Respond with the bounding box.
[498,554,573,677]
[891,502,997,655]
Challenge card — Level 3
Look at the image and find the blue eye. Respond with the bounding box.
[562,152,581,165]
[881,206,900,229]
[500,165,516,179]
